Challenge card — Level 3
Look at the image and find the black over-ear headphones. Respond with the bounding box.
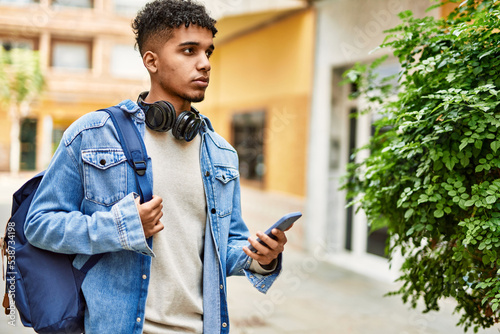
[137,91,202,142]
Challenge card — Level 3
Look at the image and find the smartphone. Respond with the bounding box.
[248,211,302,253]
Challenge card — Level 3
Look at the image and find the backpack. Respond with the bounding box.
[2,106,152,333]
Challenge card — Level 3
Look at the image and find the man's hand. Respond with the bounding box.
[243,225,292,266]
[135,195,164,238]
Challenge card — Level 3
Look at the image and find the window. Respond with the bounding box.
[52,0,93,8]
[113,0,148,16]
[232,111,266,183]
[110,44,146,79]
[0,37,37,51]
[51,39,92,70]
[20,118,37,171]
[0,0,39,5]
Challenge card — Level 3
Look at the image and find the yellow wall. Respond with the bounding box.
[441,1,458,18]
[200,9,315,197]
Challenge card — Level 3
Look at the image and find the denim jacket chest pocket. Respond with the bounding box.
[81,149,127,206]
[213,165,240,218]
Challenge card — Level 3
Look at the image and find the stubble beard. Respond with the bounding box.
[182,90,206,103]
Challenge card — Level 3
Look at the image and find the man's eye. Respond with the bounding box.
[183,48,194,54]
[206,50,213,59]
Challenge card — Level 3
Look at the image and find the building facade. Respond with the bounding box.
[306,0,448,279]
[0,0,151,171]
[0,0,310,200]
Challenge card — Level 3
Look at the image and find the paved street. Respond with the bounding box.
[0,172,499,333]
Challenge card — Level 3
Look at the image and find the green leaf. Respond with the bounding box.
[486,196,496,204]
[460,155,469,167]
[459,140,468,151]
[404,208,414,219]
[434,209,444,218]
[479,49,495,60]
[415,224,425,232]
[493,303,499,312]
[491,141,500,153]
[464,200,475,207]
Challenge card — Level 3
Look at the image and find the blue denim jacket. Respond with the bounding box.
[25,100,282,333]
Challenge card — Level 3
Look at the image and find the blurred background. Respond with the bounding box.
[1,0,492,333]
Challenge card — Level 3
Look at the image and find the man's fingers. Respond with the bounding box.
[260,229,287,247]
[136,195,164,238]
[154,221,164,233]
[256,232,279,250]
[271,228,288,244]
[156,210,164,221]
[247,236,267,254]
[144,220,164,238]
[245,228,290,266]
[146,195,163,209]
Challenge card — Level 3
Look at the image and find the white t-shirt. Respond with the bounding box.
[143,129,206,333]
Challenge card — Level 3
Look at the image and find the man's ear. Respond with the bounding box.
[143,51,158,74]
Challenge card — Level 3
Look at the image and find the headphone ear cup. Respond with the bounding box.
[157,101,176,131]
[183,117,202,142]
[173,111,202,141]
[145,101,176,132]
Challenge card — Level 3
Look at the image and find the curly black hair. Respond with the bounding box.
[132,0,218,55]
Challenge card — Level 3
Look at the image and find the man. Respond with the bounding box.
[25,0,289,333]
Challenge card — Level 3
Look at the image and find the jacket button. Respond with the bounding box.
[222,322,228,328]
[205,171,210,177]
[142,275,147,279]
[211,208,216,214]
[100,159,106,165]
[136,317,141,323]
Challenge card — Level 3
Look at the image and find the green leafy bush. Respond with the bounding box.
[342,1,500,332]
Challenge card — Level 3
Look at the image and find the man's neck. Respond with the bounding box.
[143,89,191,116]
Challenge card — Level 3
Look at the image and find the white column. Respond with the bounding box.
[92,37,103,78]
[305,7,331,254]
[39,32,50,71]
[94,0,106,12]
[351,101,372,256]
[37,115,53,171]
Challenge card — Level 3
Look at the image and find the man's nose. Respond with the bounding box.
[198,54,211,72]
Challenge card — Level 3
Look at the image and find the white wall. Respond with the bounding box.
[306,0,439,280]
[201,0,304,19]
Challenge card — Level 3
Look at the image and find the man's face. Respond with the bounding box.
[148,25,214,106]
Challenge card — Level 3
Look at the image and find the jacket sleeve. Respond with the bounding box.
[24,135,153,257]
[225,178,282,294]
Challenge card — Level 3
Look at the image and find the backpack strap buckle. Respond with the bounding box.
[133,161,147,176]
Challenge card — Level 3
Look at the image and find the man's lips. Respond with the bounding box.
[193,76,209,87]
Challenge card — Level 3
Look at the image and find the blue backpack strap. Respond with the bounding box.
[79,106,152,275]
[100,106,153,203]
[80,106,152,276]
